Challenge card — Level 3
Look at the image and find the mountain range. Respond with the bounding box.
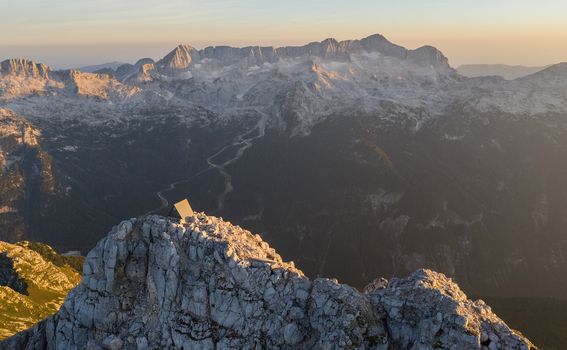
[1,33,567,304]
[76,62,128,74]
[456,64,550,80]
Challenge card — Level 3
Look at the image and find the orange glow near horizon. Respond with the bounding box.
[1,0,566,67]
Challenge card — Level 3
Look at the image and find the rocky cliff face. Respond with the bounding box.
[0,60,139,101]
[0,109,55,242]
[157,45,198,75]
[153,34,451,75]
[2,213,535,349]
[0,59,50,79]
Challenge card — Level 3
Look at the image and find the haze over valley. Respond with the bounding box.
[1,1,567,348]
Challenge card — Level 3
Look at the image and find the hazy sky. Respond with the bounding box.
[1,0,567,68]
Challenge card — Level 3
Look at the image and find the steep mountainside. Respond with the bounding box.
[0,241,82,339]
[457,64,549,80]
[1,214,535,349]
[77,62,128,73]
[0,59,139,101]
[1,34,567,299]
[0,109,55,243]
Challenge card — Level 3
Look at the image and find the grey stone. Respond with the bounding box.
[283,323,304,345]
[102,335,123,350]
[1,213,536,350]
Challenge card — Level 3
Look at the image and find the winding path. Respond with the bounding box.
[147,109,267,215]
[207,113,267,211]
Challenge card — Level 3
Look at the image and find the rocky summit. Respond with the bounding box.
[2,213,535,349]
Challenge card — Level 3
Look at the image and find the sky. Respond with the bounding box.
[1,0,567,68]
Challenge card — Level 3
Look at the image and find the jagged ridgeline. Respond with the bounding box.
[3,34,567,301]
[0,241,82,339]
[2,34,567,349]
[2,34,567,303]
[2,213,535,349]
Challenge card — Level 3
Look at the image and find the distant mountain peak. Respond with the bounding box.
[320,37,340,46]
[0,59,50,79]
[76,61,127,73]
[134,57,155,67]
[410,45,450,67]
[157,44,198,73]
[517,62,567,82]
[534,61,567,74]
[457,64,550,80]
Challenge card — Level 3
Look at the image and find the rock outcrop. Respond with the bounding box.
[1,213,535,349]
[0,251,28,295]
[0,59,50,79]
[157,45,199,75]
[0,241,82,340]
[56,69,140,99]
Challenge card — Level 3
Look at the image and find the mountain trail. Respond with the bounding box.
[147,108,267,214]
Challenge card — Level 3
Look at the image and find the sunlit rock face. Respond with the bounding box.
[0,241,82,340]
[156,45,198,75]
[1,214,535,349]
[0,59,138,101]
[0,59,50,79]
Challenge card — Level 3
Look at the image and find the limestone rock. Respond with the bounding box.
[102,335,123,350]
[0,59,50,79]
[1,214,536,349]
[152,34,451,77]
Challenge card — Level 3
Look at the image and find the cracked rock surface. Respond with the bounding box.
[1,213,536,349]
